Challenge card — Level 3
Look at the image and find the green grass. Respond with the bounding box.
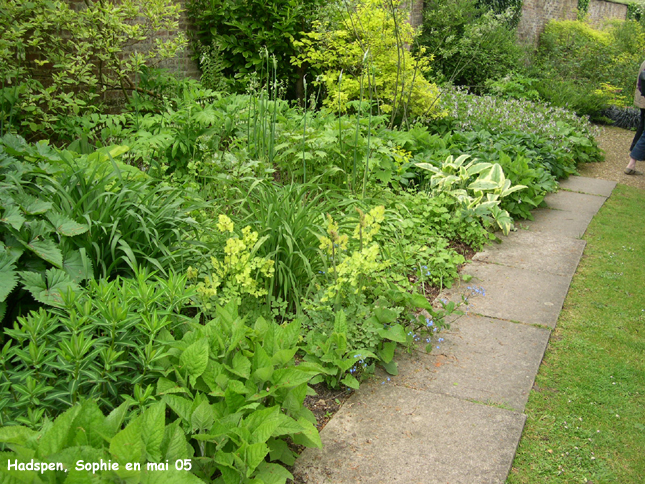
[507,184,645,484]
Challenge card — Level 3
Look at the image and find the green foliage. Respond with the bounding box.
[0,270,197,428]
[0,134,206,327]
[0,137,90,320]
[418,0,523,88]
[533,18,645,116]
[189,215,275,313]
[436,87,603,177]
[416,155,524,235]
[158,301,323,483]
[187,0,323,94]
[0,400,201,484]
[237,181,343,313]
[0,0,186,140]
[292,0,443,125]
[300,205,461,385]
[485,73,541,102]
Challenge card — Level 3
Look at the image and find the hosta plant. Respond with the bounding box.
[416,154,526,235]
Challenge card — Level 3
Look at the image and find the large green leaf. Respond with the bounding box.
[191,400,214,433]
[179,337,209,382]
[254,461,293,484]
[0,205,26,230]
[97,401,130,440]
[19,269,79,307]
[37,405,82,458]
[109,418,143,463]
[376,324,407,343]
[244,442,269,477]
[378,341,397,364]
[248,407,283,444]
[140,402,165,463]
[62,249,94,283]
[161,420,191,462]
[291,417,322,449]
[20,236,63,269]
[16,194,52,215]
[46,211,89,237]
[340,373,360,390]
[163,394,193,423]
[0,252,17,302]
[0,426,37,447]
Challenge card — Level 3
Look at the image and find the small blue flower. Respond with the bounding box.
[438,338,444,342]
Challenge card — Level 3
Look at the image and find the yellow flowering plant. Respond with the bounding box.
[188,215,274,311]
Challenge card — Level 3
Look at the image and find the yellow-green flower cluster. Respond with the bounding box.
[189,215,274,307]
[353,205,385,247]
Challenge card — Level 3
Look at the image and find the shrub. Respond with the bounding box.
[292,0,443,125]
[0,400,202,484]
[533,18,645,115]
[417,0,523,88]
[0,0,186,140]
[0,270,197,427]
[187,0,324,96]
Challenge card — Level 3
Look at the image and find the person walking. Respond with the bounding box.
[625,60,645,175]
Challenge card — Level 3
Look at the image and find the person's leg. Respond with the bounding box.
[630,109,645,151]
[626,125,645,173]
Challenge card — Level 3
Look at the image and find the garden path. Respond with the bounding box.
[292,176,617,484]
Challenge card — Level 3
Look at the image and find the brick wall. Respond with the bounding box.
[406,0,425,29]
[516,0,579,44]
[516,0,628,45]
[66,0,200,79]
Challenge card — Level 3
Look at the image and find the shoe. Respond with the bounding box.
[624,168,643,175]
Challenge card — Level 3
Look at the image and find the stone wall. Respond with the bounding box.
[516,0,628,46]
[586,0,628,26]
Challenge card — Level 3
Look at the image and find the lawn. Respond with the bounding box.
[508,184,645,483]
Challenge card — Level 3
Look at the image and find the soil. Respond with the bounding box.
[303,383,354,433]
[580,125,645,190]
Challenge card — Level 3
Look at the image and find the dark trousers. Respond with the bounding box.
[630,108,645,152]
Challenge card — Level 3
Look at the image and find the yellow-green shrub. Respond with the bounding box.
[292,0,444,122]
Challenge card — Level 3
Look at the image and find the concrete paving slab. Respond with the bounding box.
[446,262,570,328]
[390,315,551,412]
[473,230,586,277]
[543,190,607,215]
[293,385,526,484]
[521,207,594,239]
[558,176,616,197]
